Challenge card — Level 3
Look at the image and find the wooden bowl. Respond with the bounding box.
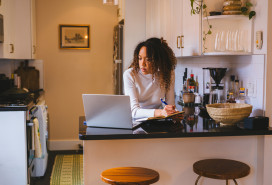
[206,103,252,125]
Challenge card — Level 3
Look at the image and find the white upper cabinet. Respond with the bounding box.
[146,0,201,57]
[146,0,179,56]
[146,0,162,39]
[0,0,36,59]
[145,0,257,57]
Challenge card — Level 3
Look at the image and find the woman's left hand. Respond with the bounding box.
[170,113,184,123]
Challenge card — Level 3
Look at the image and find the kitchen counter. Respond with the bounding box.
[80,106,272,185]
[79,106,272,140]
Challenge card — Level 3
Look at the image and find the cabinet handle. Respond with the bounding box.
[181,35,184,48]
[10,44,14,53]
[177,36,181,49]
[33,45,36,54]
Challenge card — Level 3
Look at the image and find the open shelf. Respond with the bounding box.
[202,14,253,54]
[203,51,253,56]
[203,15,251,21]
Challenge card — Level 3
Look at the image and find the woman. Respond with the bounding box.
[123,37,178,119]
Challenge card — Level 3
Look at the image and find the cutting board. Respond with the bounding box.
[14,65,39,92]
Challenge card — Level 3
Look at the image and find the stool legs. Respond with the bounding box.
[233,179,238,185]
[195,175,201,185]
[226,179,238,185]
[196,176,239,185]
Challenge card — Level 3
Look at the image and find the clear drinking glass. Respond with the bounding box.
[243,30,249,52]
[226,30,231,51]
[214,32,220,51]
[233,30,239,51]
[237,30,244,51]
[220,31,226,51]
[226,30,233,51]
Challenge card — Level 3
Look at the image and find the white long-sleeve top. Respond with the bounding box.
[123,68,175,119]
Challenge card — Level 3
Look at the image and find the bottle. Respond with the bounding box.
[182,76,187,92]
[226,75,235,102]
[234,79,240,99]
[236,87,246,103]
[195,75,199,93]
[226,92,236,103]
[10,73,15,87]
[188,74,196,93]
[236,87,250,104]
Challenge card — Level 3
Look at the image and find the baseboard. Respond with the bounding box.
[48,140,83,151]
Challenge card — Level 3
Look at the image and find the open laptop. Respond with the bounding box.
[82,94,133,129]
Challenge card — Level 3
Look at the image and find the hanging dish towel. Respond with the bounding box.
[33,118,42,158]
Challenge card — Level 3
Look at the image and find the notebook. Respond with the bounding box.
[82,94,133,129]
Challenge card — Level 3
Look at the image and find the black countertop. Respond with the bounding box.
[79,106,272,140]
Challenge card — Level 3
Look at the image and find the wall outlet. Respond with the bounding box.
[247,80,257,98]
[256,31,263,50]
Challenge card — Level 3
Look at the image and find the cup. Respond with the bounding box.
[237,30,244,51]
[183,93,195,103]
[219,31,226,51]
[214,32,221,51]
[226,30,231,51]
[233,30,239,51]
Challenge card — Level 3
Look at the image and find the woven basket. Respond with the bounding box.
[206,103,252,125]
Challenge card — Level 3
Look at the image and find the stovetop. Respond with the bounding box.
[0,99,32,107]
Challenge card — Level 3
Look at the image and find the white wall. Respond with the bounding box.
[36,0,118,150]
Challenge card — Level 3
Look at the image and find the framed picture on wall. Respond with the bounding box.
[59,24,90,49]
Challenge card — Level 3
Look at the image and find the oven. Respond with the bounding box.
[0,93,48,185]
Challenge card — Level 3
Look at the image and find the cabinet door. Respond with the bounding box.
[160,0,171,44]
[169,0,183,57]
[146,0,201,57]
[13,0,32,59]
[0,0,34,59]
[182,0,202,56]
[0,0,15,58]
[146,0,172,49]
[146,0,161,39]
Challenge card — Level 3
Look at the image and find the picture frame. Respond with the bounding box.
[59,24,90,49]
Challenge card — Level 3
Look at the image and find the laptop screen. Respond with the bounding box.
[82,94,133,129]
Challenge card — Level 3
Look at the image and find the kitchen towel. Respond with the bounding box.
[33,118,42,158]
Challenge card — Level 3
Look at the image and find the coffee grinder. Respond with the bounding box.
[203,68,227,104]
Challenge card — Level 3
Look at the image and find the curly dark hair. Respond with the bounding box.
[129,37,177,93]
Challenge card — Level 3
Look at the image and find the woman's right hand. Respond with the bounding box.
[155,105,177,117]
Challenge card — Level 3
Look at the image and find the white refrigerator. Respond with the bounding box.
[113,21,124,95]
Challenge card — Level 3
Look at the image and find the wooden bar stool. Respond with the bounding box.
[193,159,250,185]
[101,167,159,185]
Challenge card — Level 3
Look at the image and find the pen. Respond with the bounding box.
[160,98,168,105]
[160,98,178,111]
